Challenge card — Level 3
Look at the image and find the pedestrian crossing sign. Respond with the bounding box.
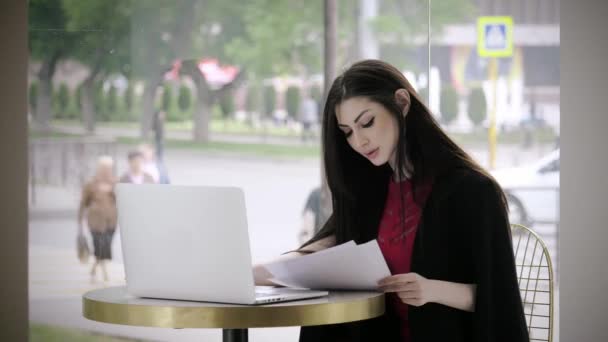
[477,16,513,58]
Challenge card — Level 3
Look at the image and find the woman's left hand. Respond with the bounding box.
[378,273,437,307]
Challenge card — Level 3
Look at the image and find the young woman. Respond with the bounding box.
[254,59,529,341]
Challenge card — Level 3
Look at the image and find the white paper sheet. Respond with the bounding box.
[265,240,391,290]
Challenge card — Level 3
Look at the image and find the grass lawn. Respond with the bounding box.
[52,119,557,144]
[117,136,321,159]
[30,324,144,342]
[29,130,84,139]
[52,119,301,138]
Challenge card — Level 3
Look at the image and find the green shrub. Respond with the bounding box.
[177,85,191,112]
[219,89,235,119]
[162,84,172,112]
[53,83,70,118]
[440,85,458,125]
[76,85,83,110]
[286,86,301,119]
[263,85,276,117]
[310,85,323,114]
[468,87,487,126]
[124,83,134,111]
[107,85,118,114]
[94,82,108,121]
[246,83,262,114]
[29,82,38,110]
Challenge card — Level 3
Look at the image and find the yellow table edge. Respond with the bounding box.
[83,288,385,329]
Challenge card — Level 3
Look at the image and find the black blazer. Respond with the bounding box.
[300,169,529,342]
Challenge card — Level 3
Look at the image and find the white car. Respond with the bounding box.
[491,149,560,226]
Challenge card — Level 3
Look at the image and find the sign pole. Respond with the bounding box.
[477,16,513,170]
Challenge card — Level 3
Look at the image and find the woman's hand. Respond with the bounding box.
[379,273,477,312]
[253,264,276,286]
[378,272,437,307]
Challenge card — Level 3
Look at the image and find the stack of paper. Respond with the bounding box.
[264,240,391,290]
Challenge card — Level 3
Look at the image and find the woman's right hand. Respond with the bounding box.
[253,250,306,286]
[253,263,276,286]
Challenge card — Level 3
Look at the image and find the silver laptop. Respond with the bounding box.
[115,184,328,305]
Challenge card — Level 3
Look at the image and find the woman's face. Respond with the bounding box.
[96,164,114,181]
[335,96,400,167]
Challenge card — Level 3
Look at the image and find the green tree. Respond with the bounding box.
[29,0,79,130]
[131,0,202,138]
[440,85,459,125]
[225,1,323,78]
[286,86,301,120]
[468,87,487,127]
[371,1,474,69]
[62,0,132,132]
[178,85,192,112]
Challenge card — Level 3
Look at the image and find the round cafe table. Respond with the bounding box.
[83,286,385,342]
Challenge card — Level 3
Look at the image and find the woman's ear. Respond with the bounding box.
[394,88,411,117]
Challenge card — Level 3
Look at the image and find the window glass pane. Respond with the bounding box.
[431,1,560,340]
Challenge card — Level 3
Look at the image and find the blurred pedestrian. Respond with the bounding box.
[152,110,166,163]
[298,187,322,244]
[120,150,155,184]
[299,94,319,142]
[78,156,118,283]
[139,142,170,184]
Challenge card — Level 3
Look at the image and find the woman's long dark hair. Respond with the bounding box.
[302,59,507,247]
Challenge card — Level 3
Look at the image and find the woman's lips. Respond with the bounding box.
[365,148,379,159]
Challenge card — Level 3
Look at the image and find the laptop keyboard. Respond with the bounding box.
[255,287,306,297]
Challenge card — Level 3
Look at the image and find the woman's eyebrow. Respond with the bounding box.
[337,109,371,127]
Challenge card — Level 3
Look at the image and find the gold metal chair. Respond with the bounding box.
[510,223,555,342]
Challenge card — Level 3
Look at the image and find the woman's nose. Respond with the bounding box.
[353,132,369,149]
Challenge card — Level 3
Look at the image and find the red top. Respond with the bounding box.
[378,178,432,341]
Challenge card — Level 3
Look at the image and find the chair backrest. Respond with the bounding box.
[511,223,555,342]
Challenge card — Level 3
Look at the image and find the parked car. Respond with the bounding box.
[491,149,560,226]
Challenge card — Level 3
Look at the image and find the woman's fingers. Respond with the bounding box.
[379,281,419,293]
[378,273,418,286]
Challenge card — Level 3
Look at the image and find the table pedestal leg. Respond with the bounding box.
[223,328,248,342]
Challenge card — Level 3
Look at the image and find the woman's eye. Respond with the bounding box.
[344,131,353,138]
[362,117,375,128]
